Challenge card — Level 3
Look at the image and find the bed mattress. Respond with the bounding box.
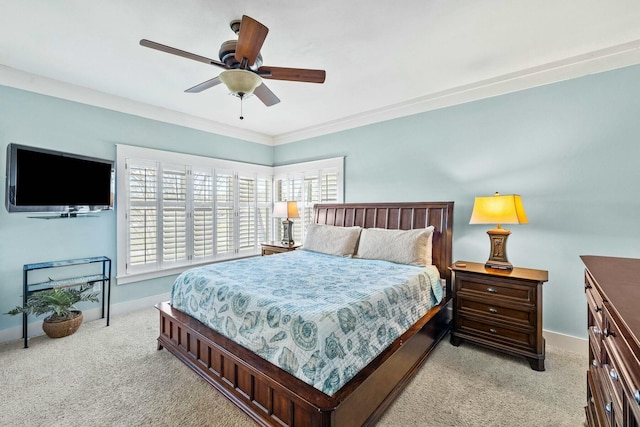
[170,249,443,395]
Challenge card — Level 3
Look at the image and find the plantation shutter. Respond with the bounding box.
[321,171,339,202]
[192,168,214,260]
[117,145,334,284]
[215,170,235,258]
[273,161,342,245]
[238,174,256,255]
[127,160,158,271]
[161,165,187,265]
[256,177,272,244]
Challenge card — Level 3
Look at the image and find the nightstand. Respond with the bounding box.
[449,261,549,371]
[260,241,301,256]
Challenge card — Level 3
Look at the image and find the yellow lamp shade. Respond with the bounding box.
[469,193,528,225]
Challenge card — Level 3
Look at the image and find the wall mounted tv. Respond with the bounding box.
[5,143,114,215]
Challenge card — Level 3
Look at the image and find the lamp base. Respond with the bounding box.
[485,260,513,270]
[485,227,513,270]
[281,219,295,245]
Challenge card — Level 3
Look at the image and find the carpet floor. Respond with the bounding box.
[0,307,586,426]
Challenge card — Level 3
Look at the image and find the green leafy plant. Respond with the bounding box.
[6,285,99,322]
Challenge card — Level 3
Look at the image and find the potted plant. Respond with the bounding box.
[6,285,99,339]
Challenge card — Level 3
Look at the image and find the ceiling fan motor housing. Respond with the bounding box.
[219,40,262,70]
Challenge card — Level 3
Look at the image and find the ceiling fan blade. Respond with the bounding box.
[140,39,228,69]
[258,66,326,84]
[253,83,280,106]
[185,76,222,93]
[235,15,269,67]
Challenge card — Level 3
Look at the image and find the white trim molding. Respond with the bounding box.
[0,292,171,345]
[543,329,588,355]
[2,39,640,146]
[273,39,640,145]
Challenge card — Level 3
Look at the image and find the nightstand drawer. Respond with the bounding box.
[456,295,535,328]
[456,274,534,305]
[456,315,536,351]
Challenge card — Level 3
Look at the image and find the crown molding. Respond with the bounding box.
[0,65,273,146]
[3,39,640,147]
[272,39,640,145]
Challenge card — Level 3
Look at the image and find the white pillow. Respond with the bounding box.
[355,226,435,266]
[301,224,362,257]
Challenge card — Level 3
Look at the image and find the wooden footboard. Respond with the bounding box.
[156,298,451,427]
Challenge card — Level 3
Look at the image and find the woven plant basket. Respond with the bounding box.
[42,311,83,339]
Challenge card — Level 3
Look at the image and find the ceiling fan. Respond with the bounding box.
[140,15,326,119]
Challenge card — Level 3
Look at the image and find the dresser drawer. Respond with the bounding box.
[456,274,535,305]
[456,314,535,351]
[603,303,640,423]
[589,325,603,365]
[602,344,625,426]
[585,272,604,329]
[456,295,535,328]
[587,368,610,427]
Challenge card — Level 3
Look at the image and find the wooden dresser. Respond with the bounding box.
[582,256,640,426]
[450,261,548,371]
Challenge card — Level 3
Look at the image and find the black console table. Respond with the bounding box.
[22,256,111,348]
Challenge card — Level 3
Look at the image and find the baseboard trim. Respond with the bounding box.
[543,329,588,354]
[0,292,171,345]
[1,293,589,356]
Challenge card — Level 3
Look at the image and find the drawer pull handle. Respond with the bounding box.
[595,305,602,312]
[489,328,498,334]
[592,359,599,367]
[584,283,592,290]
[605,402,612,414]
[634,390,640,405]
[604,328,615,338]
[592,327,601,335]
[488,308,498,314]
[487,287,498,293]
[609,369,618,382]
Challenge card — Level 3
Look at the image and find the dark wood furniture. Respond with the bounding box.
[582,255,640,427]
[156,201,453,427]
[260,241,301,256]
[449,261,548,371]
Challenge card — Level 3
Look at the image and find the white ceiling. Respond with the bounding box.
[2,1,640,145]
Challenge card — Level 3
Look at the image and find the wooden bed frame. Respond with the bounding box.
[156,201,454,426]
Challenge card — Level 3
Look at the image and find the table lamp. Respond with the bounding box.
[469,192,528,270]
[273,201,300,245]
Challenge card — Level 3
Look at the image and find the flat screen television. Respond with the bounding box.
[5,143,114,215]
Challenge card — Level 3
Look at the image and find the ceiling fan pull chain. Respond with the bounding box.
[239,93,244,120]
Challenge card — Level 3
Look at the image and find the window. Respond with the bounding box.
[273,157,343,244]
[117,145,343,284]
[116,145,273,284]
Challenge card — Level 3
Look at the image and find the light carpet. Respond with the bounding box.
[0,307,586,426]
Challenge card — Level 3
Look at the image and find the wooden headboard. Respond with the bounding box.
[313,201,454,288]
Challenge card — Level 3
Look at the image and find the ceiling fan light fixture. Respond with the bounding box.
[219,69,262,97]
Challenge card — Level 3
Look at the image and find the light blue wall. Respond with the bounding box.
[0,86,272,332]
[2,64,639,339]
[274,64,640,339]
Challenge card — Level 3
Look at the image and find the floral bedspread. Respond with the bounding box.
[170,249,443,395]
